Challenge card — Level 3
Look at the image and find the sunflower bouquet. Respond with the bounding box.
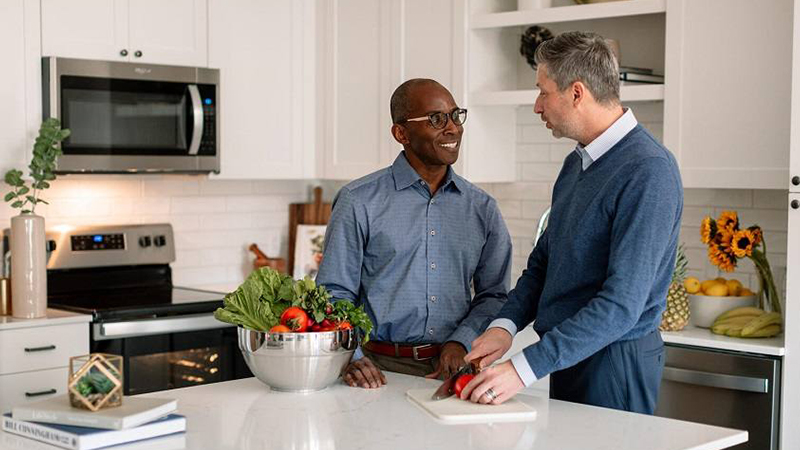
[700,211,782,315]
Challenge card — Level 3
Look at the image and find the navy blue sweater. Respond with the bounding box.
[497,125,683,379]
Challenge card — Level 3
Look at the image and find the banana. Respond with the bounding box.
[711,316,757,334]
[714,306,765,323]
[741,324,782,338]
[724,325,744,337]
[741,312,783,337]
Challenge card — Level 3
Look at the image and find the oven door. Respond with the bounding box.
[91,317,251,395]
[43,57,219,174]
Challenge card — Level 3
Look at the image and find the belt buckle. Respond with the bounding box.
[412,344,433,361]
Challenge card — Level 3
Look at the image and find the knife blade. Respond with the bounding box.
[430,357,483,400]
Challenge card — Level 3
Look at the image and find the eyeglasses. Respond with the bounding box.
[399,108,468,129]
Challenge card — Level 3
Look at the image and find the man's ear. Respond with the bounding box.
[391,124,410,145]
[570,81,585,106]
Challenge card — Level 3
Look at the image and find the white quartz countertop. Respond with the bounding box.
[0,372,741,450]
[0,308,91,331]
[661,325,784,356]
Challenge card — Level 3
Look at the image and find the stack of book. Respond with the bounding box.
[619,66,664,84]
[2,395,185,450]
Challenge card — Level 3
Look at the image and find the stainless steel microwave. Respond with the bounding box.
[42,57,219,174]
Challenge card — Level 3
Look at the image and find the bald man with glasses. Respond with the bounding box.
[316,79,512,389]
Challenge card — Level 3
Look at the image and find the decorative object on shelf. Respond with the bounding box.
[3,118,69,319]
[520,25,553,70]
[68,353,123,412]
[249,243,287,274]
[0,277,10,316]
[288,186,331,277]
[293,225,326,280]
[700,210,782,316]
[518,0,552,10]
[659,244,690,331]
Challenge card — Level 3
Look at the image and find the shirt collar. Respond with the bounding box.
[574,108,638,170]
[391,151,464,194]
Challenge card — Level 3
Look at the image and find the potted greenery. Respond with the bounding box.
[3,118,69,318]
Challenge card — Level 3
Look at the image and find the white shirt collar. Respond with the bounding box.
[574,108,638,170]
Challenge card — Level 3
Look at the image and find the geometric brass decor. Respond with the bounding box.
[68,353,123,411]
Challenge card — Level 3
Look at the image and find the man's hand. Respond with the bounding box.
[464,327,513,369]
[459,360,524,405]
[343,357,387,389]
[425,341,467,380]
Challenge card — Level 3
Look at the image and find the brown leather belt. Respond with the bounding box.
[363,341,441,360]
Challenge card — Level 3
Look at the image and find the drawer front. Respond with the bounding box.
[0,367,67,414]
[0,323,89,375]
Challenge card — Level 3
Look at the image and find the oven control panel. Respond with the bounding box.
[71,233,125,251]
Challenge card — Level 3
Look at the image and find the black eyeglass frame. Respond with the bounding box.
[398,108,468,129]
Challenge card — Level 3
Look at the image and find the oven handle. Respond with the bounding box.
[95,314,232,340]
[662,366,769,394]
[187,84,204,156]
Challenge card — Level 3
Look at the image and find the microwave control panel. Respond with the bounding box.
[199,84,216,155]
[71,233,125,251]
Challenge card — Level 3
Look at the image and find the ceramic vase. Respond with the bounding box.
[10,213,47,318]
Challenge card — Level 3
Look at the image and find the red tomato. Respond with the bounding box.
[269,324,292,333]
[453,374,475,398]
[280,306,309,332]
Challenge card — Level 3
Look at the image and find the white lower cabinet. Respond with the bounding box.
[0,367,68,414]
[0,321,89,413]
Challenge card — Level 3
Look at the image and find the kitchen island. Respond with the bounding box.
[2,371,745,450]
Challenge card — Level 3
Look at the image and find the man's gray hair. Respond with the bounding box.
[534,31,620,105]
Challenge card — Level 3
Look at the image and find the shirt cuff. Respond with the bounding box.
[511,352,538,387]
[353,346,364,361]
[446,326,478,353]
[488,318,518,337]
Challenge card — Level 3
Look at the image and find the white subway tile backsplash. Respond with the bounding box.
[142,177,201,197]
[198,179,253,196]
[520,162,562,182]
[493,182,551,201]
[684,189,753,208]
[516,144,551,163]
[171,196,227,214]
[497,200,522,220]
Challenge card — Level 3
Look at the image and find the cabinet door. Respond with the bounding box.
[128,0,208,67]
[208,0,314,179]
[320,0,396,180]
[41,0,128,61]
[784,193,800,450]
[663,0,792,189]
[0,0,39,176]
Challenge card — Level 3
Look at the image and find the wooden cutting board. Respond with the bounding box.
[406,388,537,425]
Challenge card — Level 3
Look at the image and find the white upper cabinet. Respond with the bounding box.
[319,0,395,180]
[663,0,792,189]
[208,0,314,179]
[791,0,800,193]
[0,0,40,175]
[319,0,466,180]
[41,0,208,67]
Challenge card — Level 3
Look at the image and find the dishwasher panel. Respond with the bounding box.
[655,344,781,450]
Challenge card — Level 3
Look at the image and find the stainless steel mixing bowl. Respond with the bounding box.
[237,326,359,393]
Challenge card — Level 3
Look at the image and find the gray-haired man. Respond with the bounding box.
[462,31,683,414]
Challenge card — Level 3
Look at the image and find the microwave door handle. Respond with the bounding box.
[188,84,204,155]
[662,366,769,394]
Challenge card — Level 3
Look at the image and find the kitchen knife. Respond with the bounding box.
[430,358,483,401]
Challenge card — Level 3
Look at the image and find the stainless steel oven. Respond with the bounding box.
[656,344,781,450]
[2,223,252,395]
[42,57,219,174]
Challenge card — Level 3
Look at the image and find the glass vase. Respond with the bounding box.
[751,249,782,316]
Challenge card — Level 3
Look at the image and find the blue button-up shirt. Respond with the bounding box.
[317,152,512,354]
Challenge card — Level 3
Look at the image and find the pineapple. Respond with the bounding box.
[660,244,690,331]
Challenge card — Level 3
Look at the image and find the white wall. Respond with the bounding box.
[0,176,317,289]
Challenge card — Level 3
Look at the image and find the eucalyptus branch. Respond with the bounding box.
[3,118,69,214]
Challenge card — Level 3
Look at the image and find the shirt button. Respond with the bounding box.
[428,329,434,335]
[430,262,436,270]
[430,295,437,302]
[430,230,436,236]
[430,199,435,204]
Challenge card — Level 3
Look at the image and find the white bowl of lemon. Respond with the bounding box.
[685,277,757,328]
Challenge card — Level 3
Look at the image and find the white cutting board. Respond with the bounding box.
[406,388,537,425]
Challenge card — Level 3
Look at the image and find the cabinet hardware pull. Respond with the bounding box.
[25,389,57,397]
[24,345,56,352]
[792,200,800,210]
[662,366,768,393]
[793,176,800,186]
[134,50,143,58]
[120,49,128,57]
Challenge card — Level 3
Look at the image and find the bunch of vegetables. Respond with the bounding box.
[213,267,372,341]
